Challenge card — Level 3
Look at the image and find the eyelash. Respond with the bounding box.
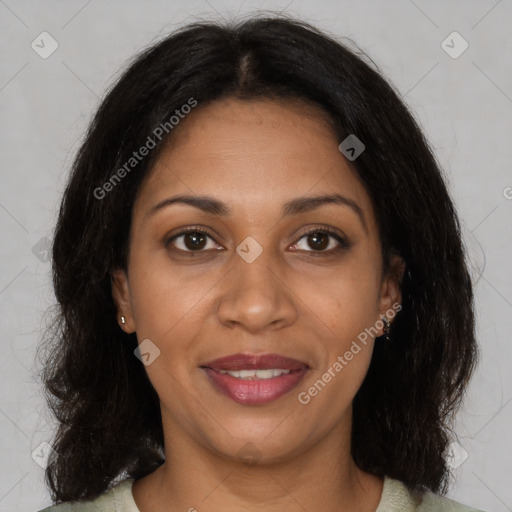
[164,225,350,256]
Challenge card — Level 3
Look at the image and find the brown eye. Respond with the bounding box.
[166,229,221,252]
[291,228,348,253]
[306,232,330,251]
[183,232,207,250]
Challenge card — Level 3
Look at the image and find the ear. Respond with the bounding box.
[111,268,136,333]
[377,253,405,333]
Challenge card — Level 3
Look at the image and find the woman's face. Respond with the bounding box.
[112,97,402,464]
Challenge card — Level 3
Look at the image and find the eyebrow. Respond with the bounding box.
[146,193,367,231]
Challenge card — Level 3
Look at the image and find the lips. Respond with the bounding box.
[201,353,309,405]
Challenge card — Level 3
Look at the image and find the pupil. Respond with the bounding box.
[309,233,328,250]
[185,232,206,250]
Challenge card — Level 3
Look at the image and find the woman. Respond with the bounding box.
[37,14,485,512]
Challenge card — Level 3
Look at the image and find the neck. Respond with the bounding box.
[132,418,383,512]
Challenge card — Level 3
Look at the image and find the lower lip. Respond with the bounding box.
[202,368,308,405]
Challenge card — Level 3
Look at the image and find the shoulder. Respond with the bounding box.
[418,489,486,512]
[377,476,487,512]
[37,479,137,512]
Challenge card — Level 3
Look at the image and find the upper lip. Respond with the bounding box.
[201,353,309,371]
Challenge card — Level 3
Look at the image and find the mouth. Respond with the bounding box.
[200,353,309,405]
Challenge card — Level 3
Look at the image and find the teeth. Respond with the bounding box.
[217,369,292,379]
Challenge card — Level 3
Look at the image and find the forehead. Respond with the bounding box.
[133,97,376,228]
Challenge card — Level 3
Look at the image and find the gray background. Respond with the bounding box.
[0,1,511,511]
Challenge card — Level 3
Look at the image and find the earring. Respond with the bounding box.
[121,316,126,326]
[382,315,391,341]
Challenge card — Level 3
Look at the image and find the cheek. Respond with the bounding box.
[297,256,382,340]
[127,254,208,342]
[295,265,380,417]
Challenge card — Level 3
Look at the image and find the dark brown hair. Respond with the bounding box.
[38,13,478,504]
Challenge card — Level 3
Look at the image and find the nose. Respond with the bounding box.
[216,246,299,334]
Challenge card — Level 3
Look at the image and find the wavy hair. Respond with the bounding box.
[37,13,478,504]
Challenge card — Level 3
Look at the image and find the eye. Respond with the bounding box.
[165,225,349,255]
[165,228,222,252]
[290,227,349,253]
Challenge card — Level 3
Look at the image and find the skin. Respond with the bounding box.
[112,97,404,512]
